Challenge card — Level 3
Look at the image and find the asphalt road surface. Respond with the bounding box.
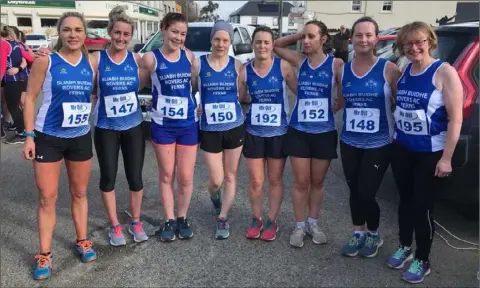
[1,95,478,287]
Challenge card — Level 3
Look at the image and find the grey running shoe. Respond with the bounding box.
[289,225,306,248]
[128,222,149,243]
[215,217,230,239]
[306,221,327,244]
[109,224,127,246]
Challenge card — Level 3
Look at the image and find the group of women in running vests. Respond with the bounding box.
[0,24,34,143]
[20,6,463,284]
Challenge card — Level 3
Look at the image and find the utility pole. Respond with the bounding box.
[278,0,283,36]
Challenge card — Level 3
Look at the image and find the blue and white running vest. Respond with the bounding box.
[94,50,142,131]
[3,40,24,83]
[199,55,244,131]
[340,58,393,148]
[35,52,94,138]
[151,49,196,127]
[394,60,448,152]
[245,57,289,137]
[289,55,336,133]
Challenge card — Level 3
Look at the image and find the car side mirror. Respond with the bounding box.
[133,43,145,53]
[234,43,253,55]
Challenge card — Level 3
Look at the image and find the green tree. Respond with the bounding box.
[199,0,220,22]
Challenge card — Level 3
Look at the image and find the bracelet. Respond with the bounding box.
[21,131,36,138]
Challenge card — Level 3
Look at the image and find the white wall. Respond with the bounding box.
[0,1,162,41]
[238,16,298,33]
[306,0,460,30]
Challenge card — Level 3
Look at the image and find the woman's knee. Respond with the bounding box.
[160,170,175,185]
[38,190,58,208]
[294,177,310,192]
[267,172,283,188]
[310,175,326,190]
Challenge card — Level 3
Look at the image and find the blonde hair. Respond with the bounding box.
[107,6,135,34]
[54,12,89,56]
[396,21,437,56]
[3,27,17,40]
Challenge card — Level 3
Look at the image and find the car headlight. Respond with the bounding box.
[41,44,48,48]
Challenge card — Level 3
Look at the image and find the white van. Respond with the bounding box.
[137,22,256,126]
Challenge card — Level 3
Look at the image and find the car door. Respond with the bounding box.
[85,33,103,51]
[238,26,254,63]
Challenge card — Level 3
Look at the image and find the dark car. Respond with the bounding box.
[397,21,479,219]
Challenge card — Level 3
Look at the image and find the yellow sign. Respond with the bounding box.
[176,3,182,13]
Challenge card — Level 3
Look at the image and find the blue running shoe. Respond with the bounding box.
[341,233,365,257]
[215,217,229,239]
[159,219,177,242]
[210,190,222,215]
[177,217,194,239]
[33,253,52,280]
[387,246,414,269]
[402,258,431,284]
[358,232,383,258]
[74,240,97,263]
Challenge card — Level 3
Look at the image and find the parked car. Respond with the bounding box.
[136,22,255,138]
[25,33,50,52]
[84,31,110,52]
[397,21,479,219]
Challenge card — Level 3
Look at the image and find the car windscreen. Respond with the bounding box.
[142,27,213,52]
[26,35,46,40]
[432,31,476,64]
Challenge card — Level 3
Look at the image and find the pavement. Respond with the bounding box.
[1,95,479,287]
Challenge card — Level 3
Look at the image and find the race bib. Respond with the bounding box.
[345,108,380,133]
[205,102,237,125]
[62,102,91,127]
[394,107,428,135]
[157,95,188,120]
[298,98,328,122]
[251,103,281,127]
[104,91,138,118]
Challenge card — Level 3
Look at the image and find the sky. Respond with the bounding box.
[195,1,248,20]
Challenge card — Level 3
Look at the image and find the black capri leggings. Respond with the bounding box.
[94,124,145,192]
[340,141,391,231]
[3,81,26,134]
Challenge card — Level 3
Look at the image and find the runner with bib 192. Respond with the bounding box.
[241,26,297,241]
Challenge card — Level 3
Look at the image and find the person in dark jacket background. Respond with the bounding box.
[333,25,350,63]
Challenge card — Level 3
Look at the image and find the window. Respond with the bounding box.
[17,17,32,27]
[251,16,258,25]
[351,0,361,12]
[288,17,294,26]
[233,29,242,45]
[25,34,46,40]
[40,18,57,27]
[239,27,251,44]
[382,1,393,12]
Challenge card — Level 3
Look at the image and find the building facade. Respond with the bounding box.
[0,0,177,42]
[305,0,461,31]
[229,1,300,34]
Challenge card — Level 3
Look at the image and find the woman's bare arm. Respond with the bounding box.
[273,33,306,69]
[281,59,297,96]
[23,56,49,133]
[134,52,150,91]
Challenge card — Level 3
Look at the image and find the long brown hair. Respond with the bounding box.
[54,12,89,56]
